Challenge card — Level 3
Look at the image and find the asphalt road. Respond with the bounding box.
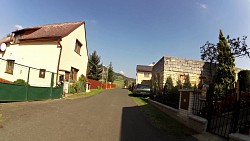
[0,88,197,141]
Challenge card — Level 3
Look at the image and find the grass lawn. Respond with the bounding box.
[130,92,196,138]
[67,89,105,99]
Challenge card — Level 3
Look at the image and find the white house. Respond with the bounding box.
[0,21,88,91]
[136,65,153,85]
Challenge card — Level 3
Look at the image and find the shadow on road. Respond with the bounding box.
[119,105,192,141]
[120,94,199,141]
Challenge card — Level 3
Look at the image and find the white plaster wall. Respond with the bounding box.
[0,42,60,86]
[60,24,88,78]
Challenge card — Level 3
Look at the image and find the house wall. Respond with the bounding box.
[0,42,60,87]
[152,56,242,87]
[136,71,152,84]
[60,24,88,79]
[152,57,165,88]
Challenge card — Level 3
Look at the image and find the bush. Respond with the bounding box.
[13,79,29,86]
[69,75,87,94]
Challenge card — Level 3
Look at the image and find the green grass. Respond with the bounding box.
[67,89,105,99]
[130,94,196,138]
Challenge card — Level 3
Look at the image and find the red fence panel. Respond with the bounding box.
[87,79,116,89]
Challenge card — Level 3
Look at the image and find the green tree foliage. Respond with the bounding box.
[13,79,29,86]
[164,76,173,94]
[69,75,87,93]
[87,50,103,80]
[176,79,182,89]
[124,79,129,88]
[107,62,115,83]
[200,30,249,84]
[215,30,236,94]
[183,75,192,89]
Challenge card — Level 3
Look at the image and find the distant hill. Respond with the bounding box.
[113,71,135,87]
[102,66,134,87]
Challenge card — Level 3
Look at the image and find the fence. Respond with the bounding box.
[192,87,250,139]
[0,58,63,101]
[0,58,60,87]
[0,81,63,101]
[87,78,116,89]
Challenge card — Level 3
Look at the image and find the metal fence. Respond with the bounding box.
[0,58,63,101]
[0,58,59,87]
[192,87,250,139]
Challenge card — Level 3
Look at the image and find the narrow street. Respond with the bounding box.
[0,89,197,141]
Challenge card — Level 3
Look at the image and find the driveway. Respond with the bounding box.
[0,88,198,141]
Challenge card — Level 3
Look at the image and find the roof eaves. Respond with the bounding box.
[20,36,61,41]
[61,21,85,38]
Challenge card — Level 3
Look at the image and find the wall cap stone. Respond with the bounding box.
[188,114,207,124]
[229,133,250,141]
[148,99,179,113]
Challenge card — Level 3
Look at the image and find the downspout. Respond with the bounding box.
[84,22,89,77]
[56,38,63,85]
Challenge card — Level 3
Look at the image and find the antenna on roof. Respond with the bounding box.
[0,43,7,52]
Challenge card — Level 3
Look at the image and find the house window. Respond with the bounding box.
[70,67,78,81]
[65,72,70,81]
[14,34,21,44]
[144,72,150,78]
[74,39,82,55]
[5,60,15,74]
[39,69,46,78]
[59,75,64,81]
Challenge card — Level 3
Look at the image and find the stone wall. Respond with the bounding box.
[152,56,242,87]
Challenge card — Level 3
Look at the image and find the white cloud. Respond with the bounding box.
[15,25,23,30]
[119,71,125,75]
[197,3,207,9]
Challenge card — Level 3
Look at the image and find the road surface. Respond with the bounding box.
[0,88,197,141]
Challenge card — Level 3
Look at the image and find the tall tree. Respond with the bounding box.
[200,42,217,80]
[215,30,236,94]
[164,76,173,94]
[183,75,192,89]
[200,31,249,84]
[107,62,115,83]
[87,51,103,80]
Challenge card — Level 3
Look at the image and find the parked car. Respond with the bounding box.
[133,84,151,97]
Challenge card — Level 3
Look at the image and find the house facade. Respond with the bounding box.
[136,65,153,85]
[0,21,88,91]
[152,56,242,88]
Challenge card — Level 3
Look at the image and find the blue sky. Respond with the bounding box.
[0,0,250,78]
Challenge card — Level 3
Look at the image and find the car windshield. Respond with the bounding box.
[137,84,150,89]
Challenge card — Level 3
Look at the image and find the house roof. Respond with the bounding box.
[0,21,85,43]
[0,37,11,44]
[0,78,12,84]
[136,65,153,72]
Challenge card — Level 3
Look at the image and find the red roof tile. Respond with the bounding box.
[0,21,85,42]
[0,78,12,84]
[0,37,11,44]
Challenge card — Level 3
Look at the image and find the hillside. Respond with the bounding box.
[102,66,135,88]
[113,72,135,88]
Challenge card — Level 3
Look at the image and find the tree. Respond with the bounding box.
[200,30,249,83]
[107,62,115,83]
[215,30,236,94]
[200,42,218,80]
[164,76,173,94]
[183,75,192,89]
[87,51,103,80]
[176,78,182,89]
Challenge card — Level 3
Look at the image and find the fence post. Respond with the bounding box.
[206,83,214,131]
[50,73,54,99]
[26,67,31,101]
